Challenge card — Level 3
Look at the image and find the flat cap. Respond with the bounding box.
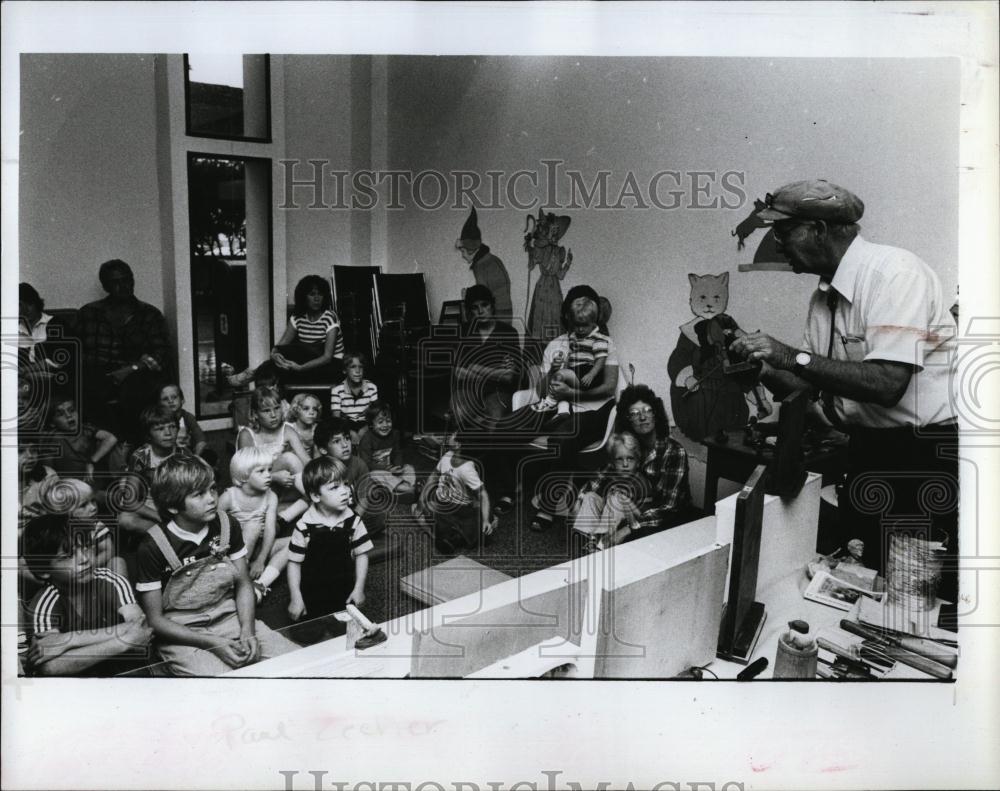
[755,179,864,223]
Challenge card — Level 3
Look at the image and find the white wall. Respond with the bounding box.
[281,55,373,292]
[19,54,165,309]
[382,56,960,400]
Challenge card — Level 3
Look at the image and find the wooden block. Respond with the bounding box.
[409,570,588,678]
[594,543,729,679]
[400,555,513,606]
[715,471,821,593]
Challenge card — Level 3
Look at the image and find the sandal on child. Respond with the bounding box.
[493,496,514,517]
[530,511,554,532]
[410,503,429,527]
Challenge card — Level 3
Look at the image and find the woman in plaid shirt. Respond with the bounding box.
[609,384,695,542]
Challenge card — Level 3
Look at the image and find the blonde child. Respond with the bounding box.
[287,392,322,458]
[532,298,610,417]
[218,448,287,601]
[329,352,378,444]
[571,432,644,552]
[37,476,127,578]
[19,441,58,531]
[287,456,372,627]
[358,400,416,500]
[413,432,496,555]
[158,383,208,457]
[237,386,310,499]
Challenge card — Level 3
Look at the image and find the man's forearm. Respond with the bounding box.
[760,367,812,401]
[788,356,910,407]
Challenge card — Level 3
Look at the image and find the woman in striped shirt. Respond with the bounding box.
[269,275,345,386]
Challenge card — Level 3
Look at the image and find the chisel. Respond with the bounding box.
[840,619,951,679]
[839,620,957,671]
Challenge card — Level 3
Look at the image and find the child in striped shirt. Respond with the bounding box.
[532,305,610,416]
[330,352,378,444]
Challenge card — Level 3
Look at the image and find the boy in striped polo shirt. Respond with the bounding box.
[532,301,611,417]
[330,352,379,444]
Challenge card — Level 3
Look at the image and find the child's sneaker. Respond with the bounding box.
[531,396,558,412]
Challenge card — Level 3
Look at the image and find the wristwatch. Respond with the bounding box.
[792,351,812,376]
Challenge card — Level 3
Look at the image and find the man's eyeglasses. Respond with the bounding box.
[628,406,654,420]
[771,219,816,242]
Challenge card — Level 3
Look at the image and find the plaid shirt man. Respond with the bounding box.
[77,299,171,374]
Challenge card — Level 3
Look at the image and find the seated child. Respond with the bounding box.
[18,441,58,531]
[413,432,496,555]
[230,362,292,432]
[158,383,214,462]
[571,432,644,553]
[121,405,185,535]
[532,301,610,416]
[18,441,61,596]
[237,386,310,501]
[37,476,126,578]
[134,455,297,676]
[329,352,378,444]
[358,400,416,501]
[44,393,118,482]
[108,471,161,540]
[280,417,375,530]
[218,448,286,600]
[287,392,322,458]
[287,457,372,628]
[20,513,153,676]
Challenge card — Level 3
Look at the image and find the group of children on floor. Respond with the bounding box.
[15,348,505,677]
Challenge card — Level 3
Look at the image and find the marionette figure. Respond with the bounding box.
[456,207,513,320]
[667,272,771,441]
[524,209,573,340]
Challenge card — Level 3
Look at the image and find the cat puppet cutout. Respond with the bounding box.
[666,272,772,442]
[524,209,573,339]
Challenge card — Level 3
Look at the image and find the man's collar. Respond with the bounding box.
[828,235,866,303]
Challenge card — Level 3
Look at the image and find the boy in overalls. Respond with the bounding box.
[134,455,297,676]
[286,456,372,638]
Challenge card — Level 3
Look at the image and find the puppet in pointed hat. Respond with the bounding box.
[456,207,483,251]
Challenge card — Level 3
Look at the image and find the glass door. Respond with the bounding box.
[187,154,272,418]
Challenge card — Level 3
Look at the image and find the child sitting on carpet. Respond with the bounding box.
[358,399,416,501]
[413,432,496,555]
[134,455,297,676]
[218,448,286,602]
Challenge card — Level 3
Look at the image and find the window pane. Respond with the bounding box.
[186,54,269,140]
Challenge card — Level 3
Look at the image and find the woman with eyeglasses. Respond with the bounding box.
[607,384,695,543]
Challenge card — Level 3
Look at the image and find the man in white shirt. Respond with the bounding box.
[730,180,959,604]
